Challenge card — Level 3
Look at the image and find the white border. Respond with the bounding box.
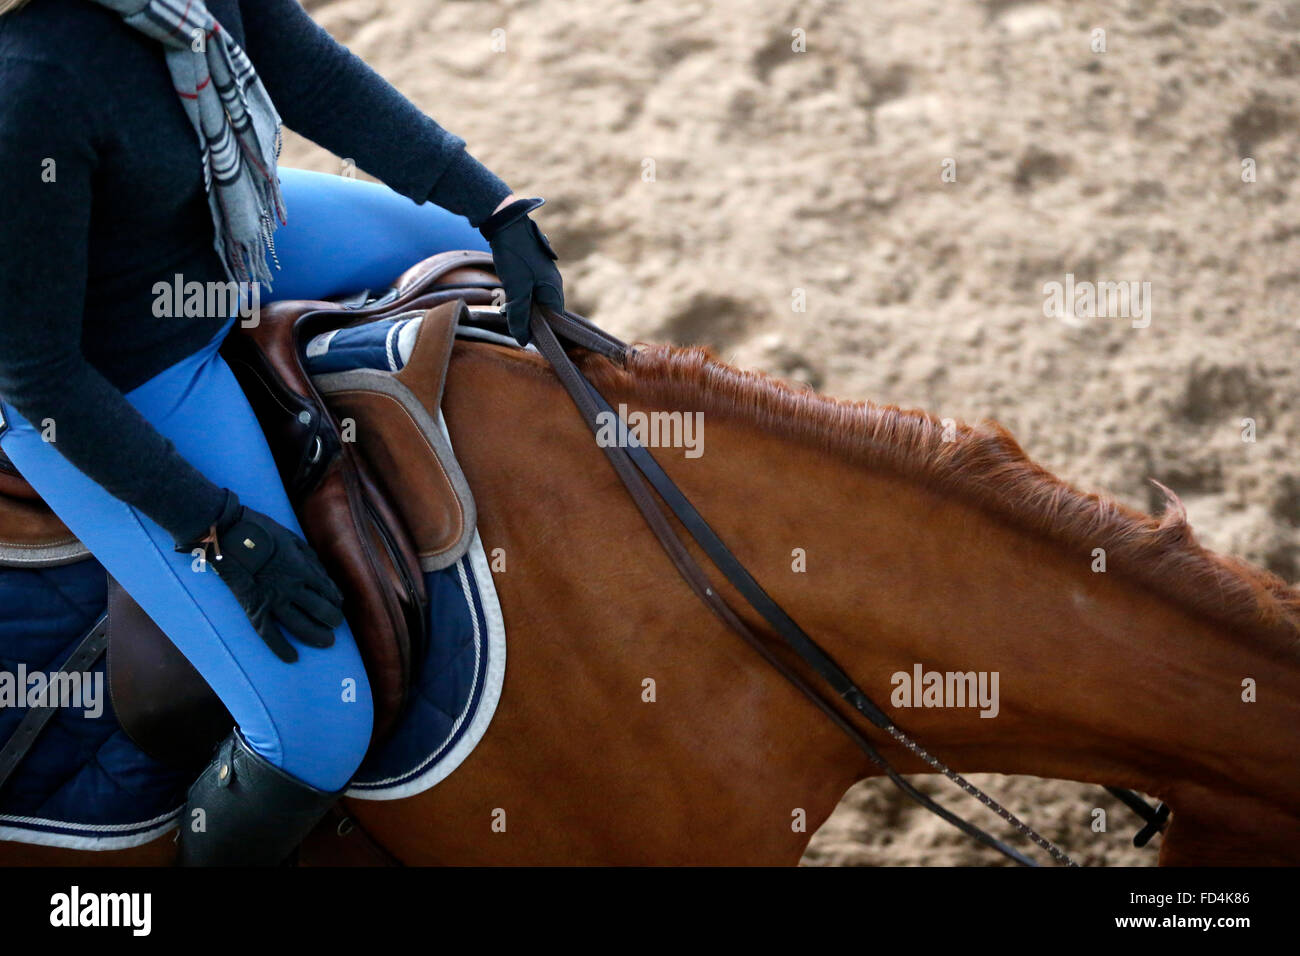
[344,524,506,801]
[0,807,180,851]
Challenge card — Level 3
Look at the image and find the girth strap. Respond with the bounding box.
[0,612,109,796]
[528,306,1065,866]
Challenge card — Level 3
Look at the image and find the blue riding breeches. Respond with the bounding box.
[0,168,490,791]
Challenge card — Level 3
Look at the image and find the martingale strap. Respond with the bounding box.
[529,305,1075,866]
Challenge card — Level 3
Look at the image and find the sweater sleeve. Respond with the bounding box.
[239,0,512,227]
[0,59,229,546]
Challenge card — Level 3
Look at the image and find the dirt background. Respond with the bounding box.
[281,0,1300,865]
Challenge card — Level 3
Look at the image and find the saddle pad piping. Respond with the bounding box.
[0,805,181,852]
[346,526,506,800]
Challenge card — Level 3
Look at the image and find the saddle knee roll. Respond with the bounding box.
[312,299,477,573]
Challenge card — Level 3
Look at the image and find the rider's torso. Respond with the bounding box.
[0,0,247,391]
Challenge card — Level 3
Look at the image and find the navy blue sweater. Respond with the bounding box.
[0,0,510,543]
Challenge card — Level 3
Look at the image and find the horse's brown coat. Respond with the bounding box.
[4,340,1298,865]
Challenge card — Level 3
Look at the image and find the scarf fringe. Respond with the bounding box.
[101,0,286,290]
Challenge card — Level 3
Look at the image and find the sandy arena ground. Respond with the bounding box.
[281,0,1300,865]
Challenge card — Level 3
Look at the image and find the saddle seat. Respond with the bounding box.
[0,250,504,769]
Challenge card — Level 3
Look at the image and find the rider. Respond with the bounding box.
[0,0,563,864]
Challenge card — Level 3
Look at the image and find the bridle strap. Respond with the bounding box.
[529,306,1068,866]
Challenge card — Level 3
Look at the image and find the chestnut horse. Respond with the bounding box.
[5,337,1300,865]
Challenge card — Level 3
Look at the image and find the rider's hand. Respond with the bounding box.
[478,196,564,345]
[177,490,344,663]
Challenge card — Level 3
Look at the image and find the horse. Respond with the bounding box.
[3,333,1299,866]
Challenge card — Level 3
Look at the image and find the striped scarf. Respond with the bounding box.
[93,0,286,288]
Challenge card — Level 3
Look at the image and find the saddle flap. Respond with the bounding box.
[393,298,461,415]
[312,300,476,571]
[106,576,232,770]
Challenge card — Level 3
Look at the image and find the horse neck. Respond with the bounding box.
[588,365,1300,857]
[444,343,1300,862]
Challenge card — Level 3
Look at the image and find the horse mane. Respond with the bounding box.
[580,343,1300,646]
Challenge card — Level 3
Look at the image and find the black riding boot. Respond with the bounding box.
[178,731,339,866]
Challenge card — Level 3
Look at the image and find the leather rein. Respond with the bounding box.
[528,304,1165,867]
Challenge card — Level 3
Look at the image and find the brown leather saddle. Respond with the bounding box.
[0,250,503,770]
[0,456,88,568]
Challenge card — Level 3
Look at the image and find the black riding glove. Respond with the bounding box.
[478,197,564,345]
[176,490,344,663]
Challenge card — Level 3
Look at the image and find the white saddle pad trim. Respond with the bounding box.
[345,517,506,801]
[0,805,180,852]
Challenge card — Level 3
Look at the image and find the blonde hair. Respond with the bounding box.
[0,0,35,13]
